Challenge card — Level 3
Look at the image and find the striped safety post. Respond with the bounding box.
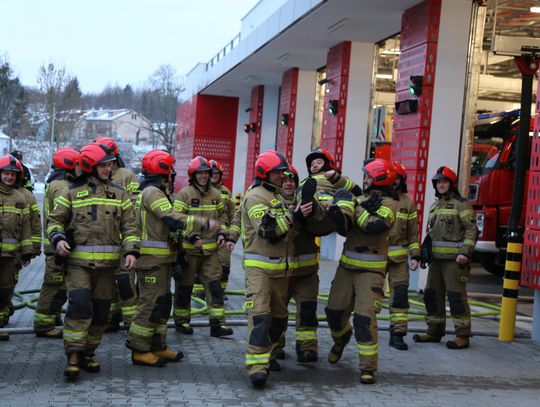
[498,234,523,341]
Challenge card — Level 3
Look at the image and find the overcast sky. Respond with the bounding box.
[0,0,259,93]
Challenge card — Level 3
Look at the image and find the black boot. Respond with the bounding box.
[269,359,281,371]
[210,319,234,337]
[250,371,268,387]
[175,323,194,335]
[389,334,408,350]
[297,350,318,363]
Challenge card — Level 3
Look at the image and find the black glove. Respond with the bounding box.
[421,235,433,267]
[360,192,383,214]
[261,212,277,228]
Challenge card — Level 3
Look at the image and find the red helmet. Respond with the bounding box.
[285,164,299,185]
[209,159,223,174]
[188,156,212,178]
[142,150,175,175]
[255,150,289,179]
[432,166,458,189]
[0,154,23,174]
[392,161,407,181]
[363,158,396,187]
[79,143,116,173]
[53,148,80,170]
[305,147,336,172]
[94,136,119,156]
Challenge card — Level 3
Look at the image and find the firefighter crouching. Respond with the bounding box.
[172,156,233,338]
[273,165,320,366]
[386,161,421,351]
[325,158,398,385]
[413,166,478,350]
[126,150,213,366]
[47,142,140,379]
[95,136,140,330]
[34,148,80,339]
[0,155,34,341]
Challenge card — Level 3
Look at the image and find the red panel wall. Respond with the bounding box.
[244,85,265,191]
[391,0,441,233]
[276,68,299,163]
[174,94,239,191]
[321,41,351,171]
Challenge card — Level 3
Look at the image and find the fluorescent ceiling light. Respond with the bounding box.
[531,6,540,13]
[376,73,393,80]
[276,53,290,62]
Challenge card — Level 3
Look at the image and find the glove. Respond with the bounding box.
[421,235,432,267]
[261,211,277,228]
[360,192,383,214]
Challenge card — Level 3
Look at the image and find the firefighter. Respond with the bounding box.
[126,150,213,366]
[273,165,320,366]
[324,158,398,385]
[386,161,421,351]
[94,136,140,330]
[10,150,34,191]
[47,142,139,379]
[172,156,233,338]
[413,166,478,350]
[229,150,311,387]
[33,148,80,339]
[209,159,235,292]
[0,155,33,341]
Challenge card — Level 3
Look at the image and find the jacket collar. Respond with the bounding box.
[0,181,13,194]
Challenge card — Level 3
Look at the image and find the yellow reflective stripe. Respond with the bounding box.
[87,334,100,346]
[0,206,24,214]
[295,331,317,341]
[409,243,420,251]
[336,200,355,211]
[357,343,378,356]
[0,243,19,250]
[31,236,42,243]
[340,255,387,270]
[130,322,154,337]
[388,248,408,257]
[140,247,174,255]
[432,247,460,254]
[47,224,64,235]
[34,313,56,323]
[31,204,40,212]
[433,209,459,215]
[155,324,167,335]
[122,199,132,209]
[173,308,190,317]
[63,329,87,341]
[248,204,268,219]
[343,178,353,191]
[230,225,241,234]
[183,241,218,251]
[70,252,121,260]
[245,353,271,366]
[390,313,408,322]
[376,205,393,220]
[463,239,476,247]
[123,235,140,243]
[460,209,474,218]
[292,258,318,268]
[21,239,33,246]
[276,216,289,234]
[408,212,418,220]
[182,204,223,212]
[208,308,225,317]
[55,196,71,208]
[357,211,369,227]
[126,182,139,192]
[121,305,137,316]
[396,212,409,220]
[72,198,123,208]
[150,197,171,211]
[174,200,188,212]
[243,259,287,270]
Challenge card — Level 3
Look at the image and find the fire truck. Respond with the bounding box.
[469,110,533,275]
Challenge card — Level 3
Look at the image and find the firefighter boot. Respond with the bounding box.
[131,352,167,367]
[301,177,317,206]
[36,328,63,339]
[269,359,281,372]
[175,323,194,335]
[64,352,80,379]
[297,350,318,363]
[275,348,286,360]
[328,329,352,364]
[389,333,408,350]
[210,318,234,337]
[360,370,376,385]
[0,332,9,341]
[153,348,184,362]
[80,353,100,372]
[446,336,469,349]
[412,333,441,343]
[249,371,268,387]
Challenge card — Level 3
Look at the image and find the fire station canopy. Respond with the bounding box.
[185,0,420,99]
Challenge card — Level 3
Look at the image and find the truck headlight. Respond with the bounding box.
[476,213,484,237]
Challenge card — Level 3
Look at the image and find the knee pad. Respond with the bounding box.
[50,289,67,313]
[92,298,112,326]
[423,288,438,314]
[447,291,466,316]
[325,307,345,331]
[268,316,288,343]
[208,280,224,305]
[174,285,193,307]
[249,314,271,347]
[150,295,169,323]
[299,301,318,327]
[353,313,373,342]
[66,288,92,319]
[116,273,134,300]
[0,287,11,309]
[392,284,409,308]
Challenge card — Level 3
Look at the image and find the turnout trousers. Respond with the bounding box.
[126,264,172,352]
[0,257,19,327]
[325,266,385,373]
[34,255,67,332]
[423,259,471,338]
[245,267,289,375]
[218,246,231,290]
[387,260,409,335]
[109,265,138,326]
[63,265,115,354]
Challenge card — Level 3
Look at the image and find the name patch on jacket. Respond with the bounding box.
[191,199,200,207]
[445,204,454,209]
[76,190,89,198]
[106,192,116,199]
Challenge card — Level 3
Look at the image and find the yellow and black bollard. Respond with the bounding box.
[498,234,523,341]
[235,193,242,209]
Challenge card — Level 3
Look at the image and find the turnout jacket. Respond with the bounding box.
[112,166,140,200]
[340,192,397,274]
[136,185,206,268]
[0,182,33,259]
[43,178,70,255]
[173,183,227,256]
[47,175,140,269]
[387,191,420,264]
[214,182,235,226]
[18,186,42,256]
[427,191,478,260]
[297,171,361,206]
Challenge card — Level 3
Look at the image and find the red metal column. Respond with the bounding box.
[276,68,299,163]
[320,41,351,171]
[244,85,264,191]
[391,0,441,233]
[175,94,239,191]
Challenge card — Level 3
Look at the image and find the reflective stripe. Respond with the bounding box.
[126,182,140,193]
[0,238,20,251]
[34,313,56,324]
[357,343,378,356]
[336,199,355,211]
[208,308,225,318]
[150,197,172,211]
[72,198,123,208]
[183,239,218,251]
[396,212,409,220]
[432,240,462,254]
[130,322,154,337]
[245,352,271,366]
[248,204,268,219]
[408,212,418,220]
[229,225,241,234]
[388,245,408,258]
[121,305,137,316]
[173,308,190,317]
[155,324,167,335]
[63,329,87,341]
[340,250,387,270]
[390,313,408,322]
[0,205,24,214]
[70,245,121,261]
[343,178,353,191]
[140,240,173,256]
[295,331,317,341]
[409,243,420,251]
[87,334,100,346]
[73,245,121,252]
[243,253,293,270]
[123,235,140,244]
[357,210,370,227]
[292,253,318,268]
[21,239,33,247]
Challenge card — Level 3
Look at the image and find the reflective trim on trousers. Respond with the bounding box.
[357,343,378,356]
[245,352,271,366]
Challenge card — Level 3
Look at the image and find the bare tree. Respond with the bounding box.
[0,56,24,133]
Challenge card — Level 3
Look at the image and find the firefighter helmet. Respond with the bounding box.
[392,161,407,181]
[285,164,299,186]
[254,150,289,179]
[432,166,458,189]
[209,159,223,174]
[79,143,116,173]
[305,147,336,172]
[0,155,23,173]
[363,158,396,187]
[94,136,119,156]
[10,150,23,161]
[53,148,80,170]
[142,150,175,175]
[188,156,212,178]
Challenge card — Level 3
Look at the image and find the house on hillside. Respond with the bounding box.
[76,108,152,144]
